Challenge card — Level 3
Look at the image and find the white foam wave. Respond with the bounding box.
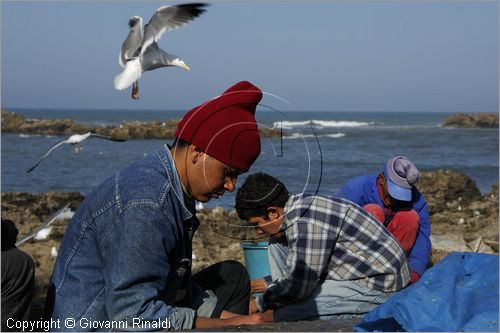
[274,120,372,129]
[325,133,346,138]
[19,134,31,138]
[275,120,311,129]
[313,120,372,128]
[284,133,346,139]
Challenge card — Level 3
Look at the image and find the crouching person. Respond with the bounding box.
[45,81,272,330]
[235,173,410,322]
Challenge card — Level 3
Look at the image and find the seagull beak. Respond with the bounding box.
[182,63,191,72]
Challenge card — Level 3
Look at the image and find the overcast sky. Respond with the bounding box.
[1,1,498,112]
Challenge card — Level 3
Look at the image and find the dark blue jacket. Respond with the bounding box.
[337,173,431,277]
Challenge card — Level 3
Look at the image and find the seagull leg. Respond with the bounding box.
[74,144,84,154]
[132,81,139,100]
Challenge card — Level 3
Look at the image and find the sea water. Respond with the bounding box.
[2,108,498,209]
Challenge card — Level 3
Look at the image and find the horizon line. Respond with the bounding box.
[3,107,498,114]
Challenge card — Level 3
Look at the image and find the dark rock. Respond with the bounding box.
[417,170,481,215]
[1,109,281,139]
[443,112,499,128]
[1,192,84,236]
[192,207,258,272]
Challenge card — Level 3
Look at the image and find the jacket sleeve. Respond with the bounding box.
[101,204,196,331]
[408,194,432,276]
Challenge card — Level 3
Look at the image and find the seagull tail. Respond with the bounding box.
[114,58,142,90]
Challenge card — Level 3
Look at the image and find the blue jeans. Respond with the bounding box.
[267,240,391,321]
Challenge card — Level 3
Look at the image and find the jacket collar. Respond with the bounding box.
[158,145,193,221]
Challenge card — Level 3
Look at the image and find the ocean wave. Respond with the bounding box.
[19,134,31,138]
[274,120,373,129]
[284,133,346,139]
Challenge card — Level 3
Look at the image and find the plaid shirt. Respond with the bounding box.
[259,194,410,311]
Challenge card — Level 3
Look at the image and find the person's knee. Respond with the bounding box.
[392,209,420,232]
[363,204,385,223]
[389,209,419,254]
[219,260,250,286]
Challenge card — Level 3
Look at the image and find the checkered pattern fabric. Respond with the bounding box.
[261,194,410,310]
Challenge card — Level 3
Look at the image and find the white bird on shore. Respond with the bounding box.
[34,227,52,240]
[195,201,204,211]
[26,132,126,173]
[51,246,58,258]
[114,3,208,100]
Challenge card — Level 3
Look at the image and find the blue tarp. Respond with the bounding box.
[356,252,499,332]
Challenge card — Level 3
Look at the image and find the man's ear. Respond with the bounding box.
[188,145,203,164]
[267,207,281,220]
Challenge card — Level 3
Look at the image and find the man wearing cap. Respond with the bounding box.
[45,81,272,330]
[337,156,431,284]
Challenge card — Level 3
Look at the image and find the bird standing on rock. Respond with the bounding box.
[114,3,208,100]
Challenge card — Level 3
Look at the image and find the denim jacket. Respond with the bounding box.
[47,146,198,331]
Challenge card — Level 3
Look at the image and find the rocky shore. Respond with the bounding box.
[442,112,499,128]
[1,109,281,139]
[2,170,498,301]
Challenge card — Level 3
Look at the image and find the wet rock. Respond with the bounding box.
[443,112,499,128]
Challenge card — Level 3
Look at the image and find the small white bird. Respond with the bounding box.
[34,227,52,240]
[114,3,208,100]
[195,201,204,211]
[51,246,58,258]
[26,132,126,173]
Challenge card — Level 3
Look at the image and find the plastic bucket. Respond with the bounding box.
[240,241,271,280]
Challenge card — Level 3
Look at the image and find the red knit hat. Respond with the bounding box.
[175,81,262,171]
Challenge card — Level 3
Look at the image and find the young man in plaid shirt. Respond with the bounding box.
[235,172,410,322]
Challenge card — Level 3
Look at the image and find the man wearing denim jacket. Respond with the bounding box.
[45,81,273,330]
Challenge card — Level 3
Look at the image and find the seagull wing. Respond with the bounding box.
[15,204,71,246]
[140,3,208,56]
[26,139,70,173]
[141,42,178,71]
[89,133,127,142]
[120,16,143,68]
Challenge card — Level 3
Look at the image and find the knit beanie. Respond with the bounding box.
[175,81,262,171]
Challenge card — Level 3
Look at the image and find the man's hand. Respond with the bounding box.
[242,312,274,325]
[194,312,273,328]
[249,297,258,314]
[251,278,267,293]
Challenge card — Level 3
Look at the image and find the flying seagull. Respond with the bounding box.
[114,3,208,100]
[26,132,126,173]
